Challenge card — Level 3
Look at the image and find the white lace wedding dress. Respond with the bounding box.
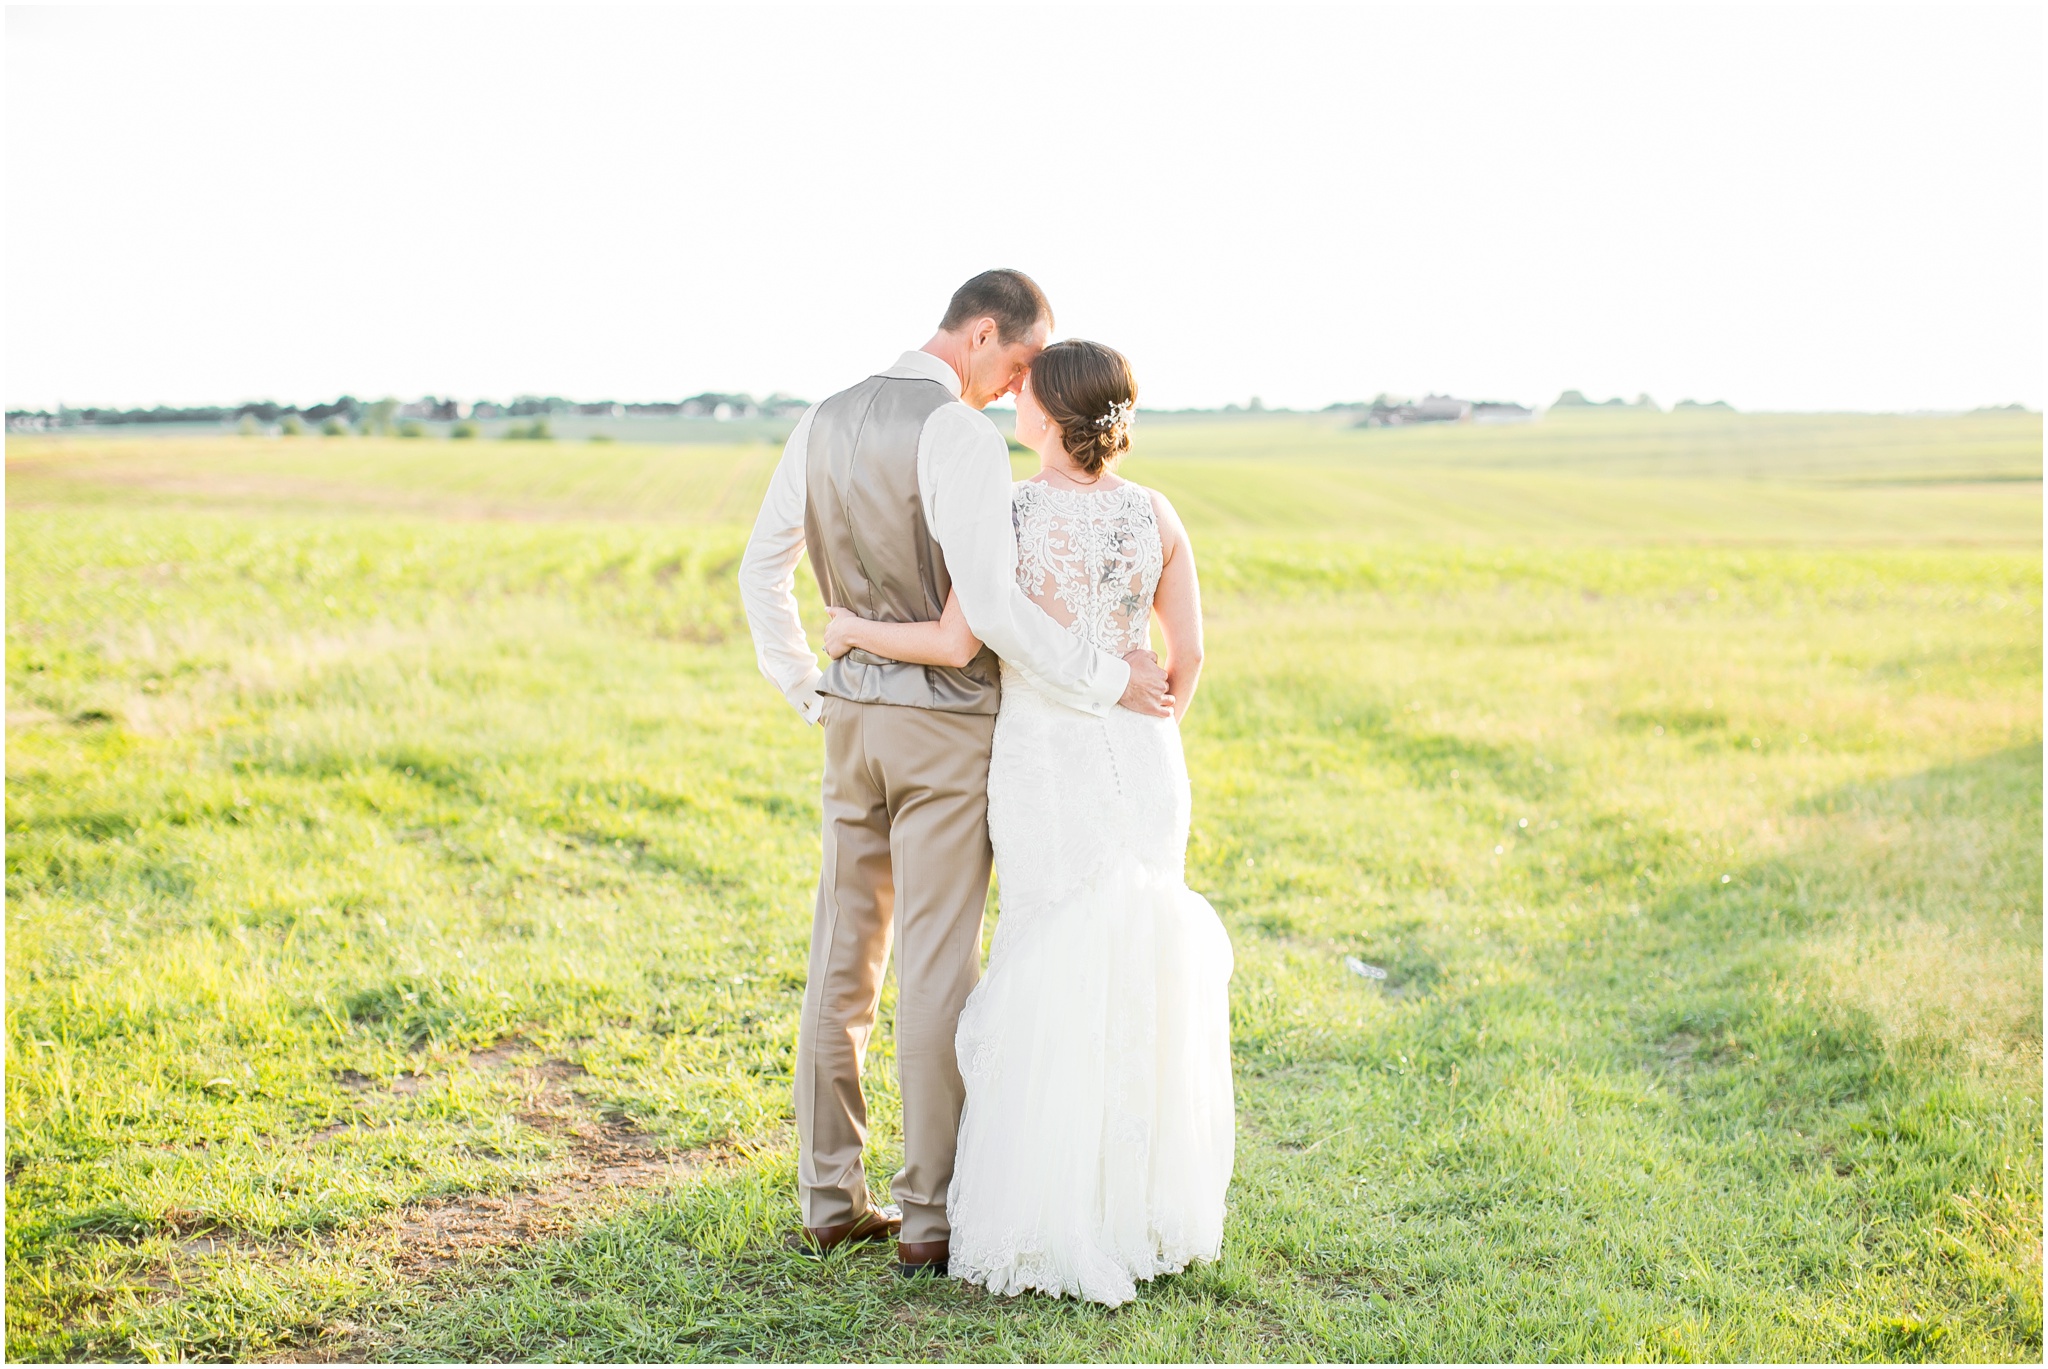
[946,480,1236,1308]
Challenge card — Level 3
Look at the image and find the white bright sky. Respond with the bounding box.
[5,4,2042,413]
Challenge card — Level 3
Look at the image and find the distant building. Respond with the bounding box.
[1356,394,1531,427]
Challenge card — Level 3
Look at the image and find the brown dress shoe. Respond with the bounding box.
[783,1204,902,1257]
[896,1238,949,1277]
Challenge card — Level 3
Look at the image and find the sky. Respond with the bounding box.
[5,4,2042,413]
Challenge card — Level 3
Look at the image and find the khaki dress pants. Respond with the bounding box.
[796,695,996,1245]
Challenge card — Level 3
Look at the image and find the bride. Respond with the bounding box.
[822,340,1235,1308]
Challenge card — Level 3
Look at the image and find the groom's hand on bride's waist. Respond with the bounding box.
[1119,650,1175,717]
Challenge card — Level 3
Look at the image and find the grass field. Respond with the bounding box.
[6,409,2042,1361]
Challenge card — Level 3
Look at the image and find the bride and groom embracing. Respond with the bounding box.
[738,269,1234,1308]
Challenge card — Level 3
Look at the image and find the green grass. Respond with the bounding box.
[6,411,2041,1361]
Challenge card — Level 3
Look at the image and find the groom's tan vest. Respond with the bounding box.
[803,372,1002,715]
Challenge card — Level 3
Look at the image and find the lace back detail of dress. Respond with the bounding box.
[1012,482,1163,656]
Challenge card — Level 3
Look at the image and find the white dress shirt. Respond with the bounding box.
[739,350,1132,725]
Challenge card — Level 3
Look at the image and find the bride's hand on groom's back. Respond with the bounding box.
[823,606,857,659]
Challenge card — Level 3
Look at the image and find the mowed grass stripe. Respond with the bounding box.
[1131,408,2044,481]
[10,419,2043,545]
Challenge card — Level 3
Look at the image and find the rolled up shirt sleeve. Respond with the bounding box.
[738,404,827,724]
[920,405,1130,716]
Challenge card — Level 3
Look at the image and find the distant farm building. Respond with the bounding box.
[1355,395,1534,427]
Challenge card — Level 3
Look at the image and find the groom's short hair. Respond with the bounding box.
[939,269,1053,344]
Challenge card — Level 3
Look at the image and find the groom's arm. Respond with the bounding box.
[920,405,1131,717]
[738,404,828,725]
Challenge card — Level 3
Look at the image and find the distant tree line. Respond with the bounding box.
[1551,390,1737,412]
[5,391,813,432]
[6,397,366,431]
[468,392,811,421]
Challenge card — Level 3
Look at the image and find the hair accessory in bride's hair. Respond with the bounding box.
[1093,398,1134,431]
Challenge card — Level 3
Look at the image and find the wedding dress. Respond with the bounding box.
[947,480,1236,1308]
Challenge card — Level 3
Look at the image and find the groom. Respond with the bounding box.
[738,269,1173,1274]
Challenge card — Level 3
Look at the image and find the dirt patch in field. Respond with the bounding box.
[255,1340,362,1364]
[373,1045,729,1276]
[461,1038,535,1072]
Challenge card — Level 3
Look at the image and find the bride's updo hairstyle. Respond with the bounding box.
[1030,340,1137,478]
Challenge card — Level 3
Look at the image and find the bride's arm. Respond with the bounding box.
[823,589,984,668]
[1148,491,1204,722]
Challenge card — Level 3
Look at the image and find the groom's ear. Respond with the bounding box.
[968,316,1001,349]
